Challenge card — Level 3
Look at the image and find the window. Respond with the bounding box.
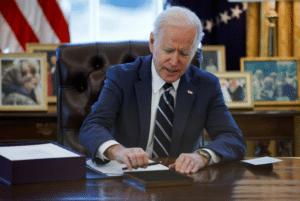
[66,0,164,43]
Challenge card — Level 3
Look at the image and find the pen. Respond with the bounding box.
[122,161,161,170]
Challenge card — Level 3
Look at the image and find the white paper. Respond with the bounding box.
[241,156,282,165]
[0,143,80,161]
[86,159,169,177]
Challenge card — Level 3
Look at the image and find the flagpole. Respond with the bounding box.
[266,1,278,57]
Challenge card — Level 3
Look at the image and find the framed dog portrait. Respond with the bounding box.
[0,53,48,111]
[214,72,253,109]
[26,43,59,103]
[241,57,300,106]
[201,45,226,73]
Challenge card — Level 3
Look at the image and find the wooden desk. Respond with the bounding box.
[0,157,299,200]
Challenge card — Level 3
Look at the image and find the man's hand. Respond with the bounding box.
[169,153,208,174]
[104,144,149,171]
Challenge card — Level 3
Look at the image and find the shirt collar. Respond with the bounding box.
[151,59,180,93]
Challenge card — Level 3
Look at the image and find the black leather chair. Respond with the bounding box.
[56,41,202,155]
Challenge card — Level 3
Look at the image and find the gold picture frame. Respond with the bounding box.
[214,72,253,109]
[0,53,48,111]
[241,57,300,106]
[26,43,59,103]
[202,45,226,73]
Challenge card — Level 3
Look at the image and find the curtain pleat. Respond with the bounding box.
[247,1,298,58]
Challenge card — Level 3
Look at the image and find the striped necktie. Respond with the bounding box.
[152,83,174,157]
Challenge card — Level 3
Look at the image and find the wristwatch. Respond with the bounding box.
[197,150,211,165]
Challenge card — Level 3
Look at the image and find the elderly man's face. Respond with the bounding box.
[149,24,197,83]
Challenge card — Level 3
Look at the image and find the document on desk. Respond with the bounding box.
[0,143,80,161]
[86,159,169,177]
[241,156,282,165]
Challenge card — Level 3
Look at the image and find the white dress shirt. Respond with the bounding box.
[96,60,220,165]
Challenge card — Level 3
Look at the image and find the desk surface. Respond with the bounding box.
[0,157,299,200]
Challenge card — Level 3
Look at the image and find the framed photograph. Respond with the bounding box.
[214,72,253,109]
[26,43,59,103]
[202,45,226,73]
[0,53,48,111]
[241,57,300,106]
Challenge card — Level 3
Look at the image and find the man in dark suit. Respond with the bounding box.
[79,6,246,174]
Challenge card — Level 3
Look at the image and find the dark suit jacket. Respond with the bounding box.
[79,55,246,163]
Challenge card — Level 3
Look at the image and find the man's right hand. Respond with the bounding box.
[104,144,149,171]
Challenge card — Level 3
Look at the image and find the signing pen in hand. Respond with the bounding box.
[122,161,161,170]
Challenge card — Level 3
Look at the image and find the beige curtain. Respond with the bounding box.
[246,1,300,58]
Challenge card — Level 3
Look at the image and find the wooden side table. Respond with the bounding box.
[1,110,299,157]
[231,110,300,157]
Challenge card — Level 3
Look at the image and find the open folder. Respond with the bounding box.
[86,159,169,177]
[86,159,193,189]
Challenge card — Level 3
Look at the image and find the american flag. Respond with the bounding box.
[0,0,70,53]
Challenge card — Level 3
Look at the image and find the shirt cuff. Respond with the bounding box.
[96,140,120,160]
[196,148,221,166]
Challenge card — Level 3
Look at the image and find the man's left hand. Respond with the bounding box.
[168,153,208,174]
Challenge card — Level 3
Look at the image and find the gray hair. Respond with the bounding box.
[152,6,204,50]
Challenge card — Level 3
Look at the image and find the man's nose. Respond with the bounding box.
[170,51,180,66]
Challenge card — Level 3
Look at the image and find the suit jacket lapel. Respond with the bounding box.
[170,72,196,156]
[134,56,152,150]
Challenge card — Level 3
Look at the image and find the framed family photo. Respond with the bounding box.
[241,57,300,106]
[201,45,226,73]
[0,53,48,111]
[214,72,253,109]
[26,43,59,103]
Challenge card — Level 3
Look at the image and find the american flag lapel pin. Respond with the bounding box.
[187,90,193,94]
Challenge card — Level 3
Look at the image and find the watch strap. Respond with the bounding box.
[197,150,212,165]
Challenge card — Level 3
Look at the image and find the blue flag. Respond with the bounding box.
[169,1,247,71]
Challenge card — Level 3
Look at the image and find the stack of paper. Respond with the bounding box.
[0,142,86,185]
[0,143,81,161]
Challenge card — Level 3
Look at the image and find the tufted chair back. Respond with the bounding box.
[56,41,202,155]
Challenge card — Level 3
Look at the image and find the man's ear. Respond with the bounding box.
[149,32,155,53]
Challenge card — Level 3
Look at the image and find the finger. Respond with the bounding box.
[127,148,148,169]
[132,149,147,168]
[142,153,149,168]
[174,154,190,173]
[129,154,139,169]
[122,156,133,171]
[168,163,175,169]
[184,160,196,174]
[174,156,185,172]
[133,148,148,167]
[191,162,201,174]
[136,152,146,167]
[190,156,206,173]
[178,158,191,174]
